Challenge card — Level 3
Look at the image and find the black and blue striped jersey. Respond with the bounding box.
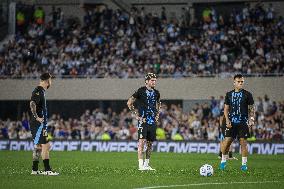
[30,86,48,127]
[224,89,254,124]
[132,86,160,125]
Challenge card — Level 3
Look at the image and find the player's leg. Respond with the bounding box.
[218,141,223,159]
[238,123,250,171]
[220,126,235,170]
[137,138,146,170]
[31,144,42,174]
[145,141,152,164]
[137,124,147,170]
[144,141,155,170]
[30,121,43,175]
[143,124,156,170]
[228,143,238,160]
[220,137,233,165]
[41,142,59,175]
[218,130,225,159]
[41,142,50,171]
[239,138,248,171]
[228,144,233,158]
[38,128,59,176]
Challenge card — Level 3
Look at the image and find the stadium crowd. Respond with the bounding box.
[0,95,283,141]
[0,3,283,78]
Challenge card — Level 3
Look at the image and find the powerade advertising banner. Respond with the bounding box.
[0,140,283,155]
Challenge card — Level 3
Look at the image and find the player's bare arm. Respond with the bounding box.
[219,115,223,127]
[127,96,137,114]
[127,96,145,122]
[248,105,255,127]
[224,104,231,128]
[30,101,44,123]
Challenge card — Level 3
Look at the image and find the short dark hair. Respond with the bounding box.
[234,74,243,80]
[145,73,157,81]
[40,73,52,81]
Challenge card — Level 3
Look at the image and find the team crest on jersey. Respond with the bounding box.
[36,92,39,95]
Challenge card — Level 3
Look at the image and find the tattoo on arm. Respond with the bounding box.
[145,141,153,159]
[156,101,161,120]
[30,101,38,119]
[156,101,161,113]
[224,104,230,122]
[127,97,138,116]
[248,105,255,119]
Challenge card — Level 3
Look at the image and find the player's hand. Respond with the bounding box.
[43,129,48,137]
[36,117,44,123]
[135,115,146,123]
[226,120,232,128]
[248,118,254,128]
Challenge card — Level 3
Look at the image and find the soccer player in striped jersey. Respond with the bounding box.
[219,74,255,171]
[30,73,59,176]
[127,73,161,171]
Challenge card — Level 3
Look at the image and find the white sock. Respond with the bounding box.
[242,157,247,165]
[139,159,144,168]
[144,159,149,167]
[221,154,228,163]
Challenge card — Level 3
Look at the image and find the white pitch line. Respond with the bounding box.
[134,181,282,189]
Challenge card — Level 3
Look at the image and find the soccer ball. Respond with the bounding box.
[200,164,214,177]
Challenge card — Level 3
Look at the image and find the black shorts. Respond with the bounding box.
[137,123,156,141]
[30,119,48,145]
[224,122,250,139]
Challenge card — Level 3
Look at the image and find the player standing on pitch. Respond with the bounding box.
[219,74,255,171]
[30,73,59,176]
[127,73,161,171]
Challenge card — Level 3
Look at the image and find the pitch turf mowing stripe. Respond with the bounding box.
[134,181,282,189]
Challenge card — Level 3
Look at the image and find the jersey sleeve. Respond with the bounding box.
[156,90,160,101]
[31,89,41,104]
[247,92,254,105]
[224,92,230,105]
[132,88,141,99]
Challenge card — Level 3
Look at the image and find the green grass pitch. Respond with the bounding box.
[0,151,283,189]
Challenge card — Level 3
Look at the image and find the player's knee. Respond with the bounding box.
[42,143,51,152]
[35,144,42,149]
[239,139,247,146]
[138,140,145,148]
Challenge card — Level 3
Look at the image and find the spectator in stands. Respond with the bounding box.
[2,95,283,141]
[0,3,283,78]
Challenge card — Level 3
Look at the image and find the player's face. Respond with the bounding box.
[146,78,157,88]
[46,78,52,89]
[234,77,244,90]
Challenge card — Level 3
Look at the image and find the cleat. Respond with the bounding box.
[138,166,147,171]
[144,166,156,171]
[31,170,44,175]
[219,162,226,170]
[43,170,59,176]
[241,165,248,171]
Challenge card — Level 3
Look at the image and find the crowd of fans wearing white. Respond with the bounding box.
[0,3,283,78]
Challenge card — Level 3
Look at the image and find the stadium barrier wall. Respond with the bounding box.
[0,140,283,155]
[0,77,284,100]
